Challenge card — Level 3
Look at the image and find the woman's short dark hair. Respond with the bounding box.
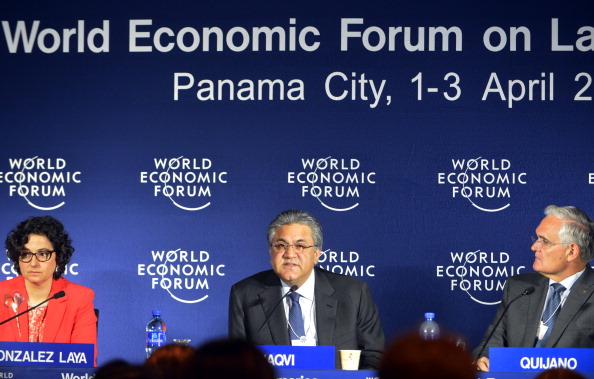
[5,216,75,279]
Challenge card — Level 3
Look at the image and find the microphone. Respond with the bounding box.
[255,285,298,337]
[475,286,535,360]
[0,291,66,326]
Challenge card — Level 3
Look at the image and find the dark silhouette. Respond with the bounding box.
[379,334,475,379]
[534,368,587,379]
[145,344,196,379]
[189,338,275,379]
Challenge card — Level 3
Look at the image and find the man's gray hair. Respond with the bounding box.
[267,209,323,251]
[545,205,594,263]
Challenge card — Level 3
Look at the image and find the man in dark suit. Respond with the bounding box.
[228,209,384,369]
[474,205,594,371]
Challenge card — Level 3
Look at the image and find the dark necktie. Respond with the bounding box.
[288,292,305,341]
[535,283,566,347]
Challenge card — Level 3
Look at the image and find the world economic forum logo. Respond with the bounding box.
[287,156,376,212]
[139,156,228,211]
[437,157,527,212]
[316,247,376,278]
[0,156,82,210]
[436,249,526,305]
[2,259,81,281]
[137,248,226,304]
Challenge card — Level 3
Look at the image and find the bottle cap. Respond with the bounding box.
[424,312,435,319]
[152,309,161,316]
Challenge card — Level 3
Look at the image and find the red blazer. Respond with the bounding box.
[0,276,98,365]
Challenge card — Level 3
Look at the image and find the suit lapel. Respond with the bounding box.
[5,276,29,342]
[548,265,594,347]
[522,277,548,347]
[258,280,290,345]
[314,269,338,346]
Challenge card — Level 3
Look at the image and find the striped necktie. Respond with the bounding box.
[288,292,305,341]
[535,283,566,347]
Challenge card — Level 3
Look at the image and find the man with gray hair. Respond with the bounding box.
[474,205,594,371]
[229,209,385,369]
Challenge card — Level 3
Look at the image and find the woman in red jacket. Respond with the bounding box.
[0,216,97,365]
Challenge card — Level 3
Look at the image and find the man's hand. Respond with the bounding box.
[475,356,490,372]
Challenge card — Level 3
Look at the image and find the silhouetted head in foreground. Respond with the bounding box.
[379,334,475,379]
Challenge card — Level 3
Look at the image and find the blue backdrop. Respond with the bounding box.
[1,0,593,365]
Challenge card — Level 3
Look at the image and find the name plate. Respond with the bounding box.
[259,345,335,369]
[0,342,94,367]
[490,348,594,372]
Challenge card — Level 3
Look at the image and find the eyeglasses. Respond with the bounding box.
[531,236,563,248]
[18,249,55,263]
[271,243,316,253]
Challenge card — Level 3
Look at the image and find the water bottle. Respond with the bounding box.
[419,312,440,340]
[146,310,167,357]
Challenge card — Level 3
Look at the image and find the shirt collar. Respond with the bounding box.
[281,270,316,301]
[549,268,586,291]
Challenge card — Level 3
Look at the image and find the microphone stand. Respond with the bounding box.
[0,291,65,326]
[475,286,535,360]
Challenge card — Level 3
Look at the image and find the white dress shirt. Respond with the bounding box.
[281,271,317,346]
